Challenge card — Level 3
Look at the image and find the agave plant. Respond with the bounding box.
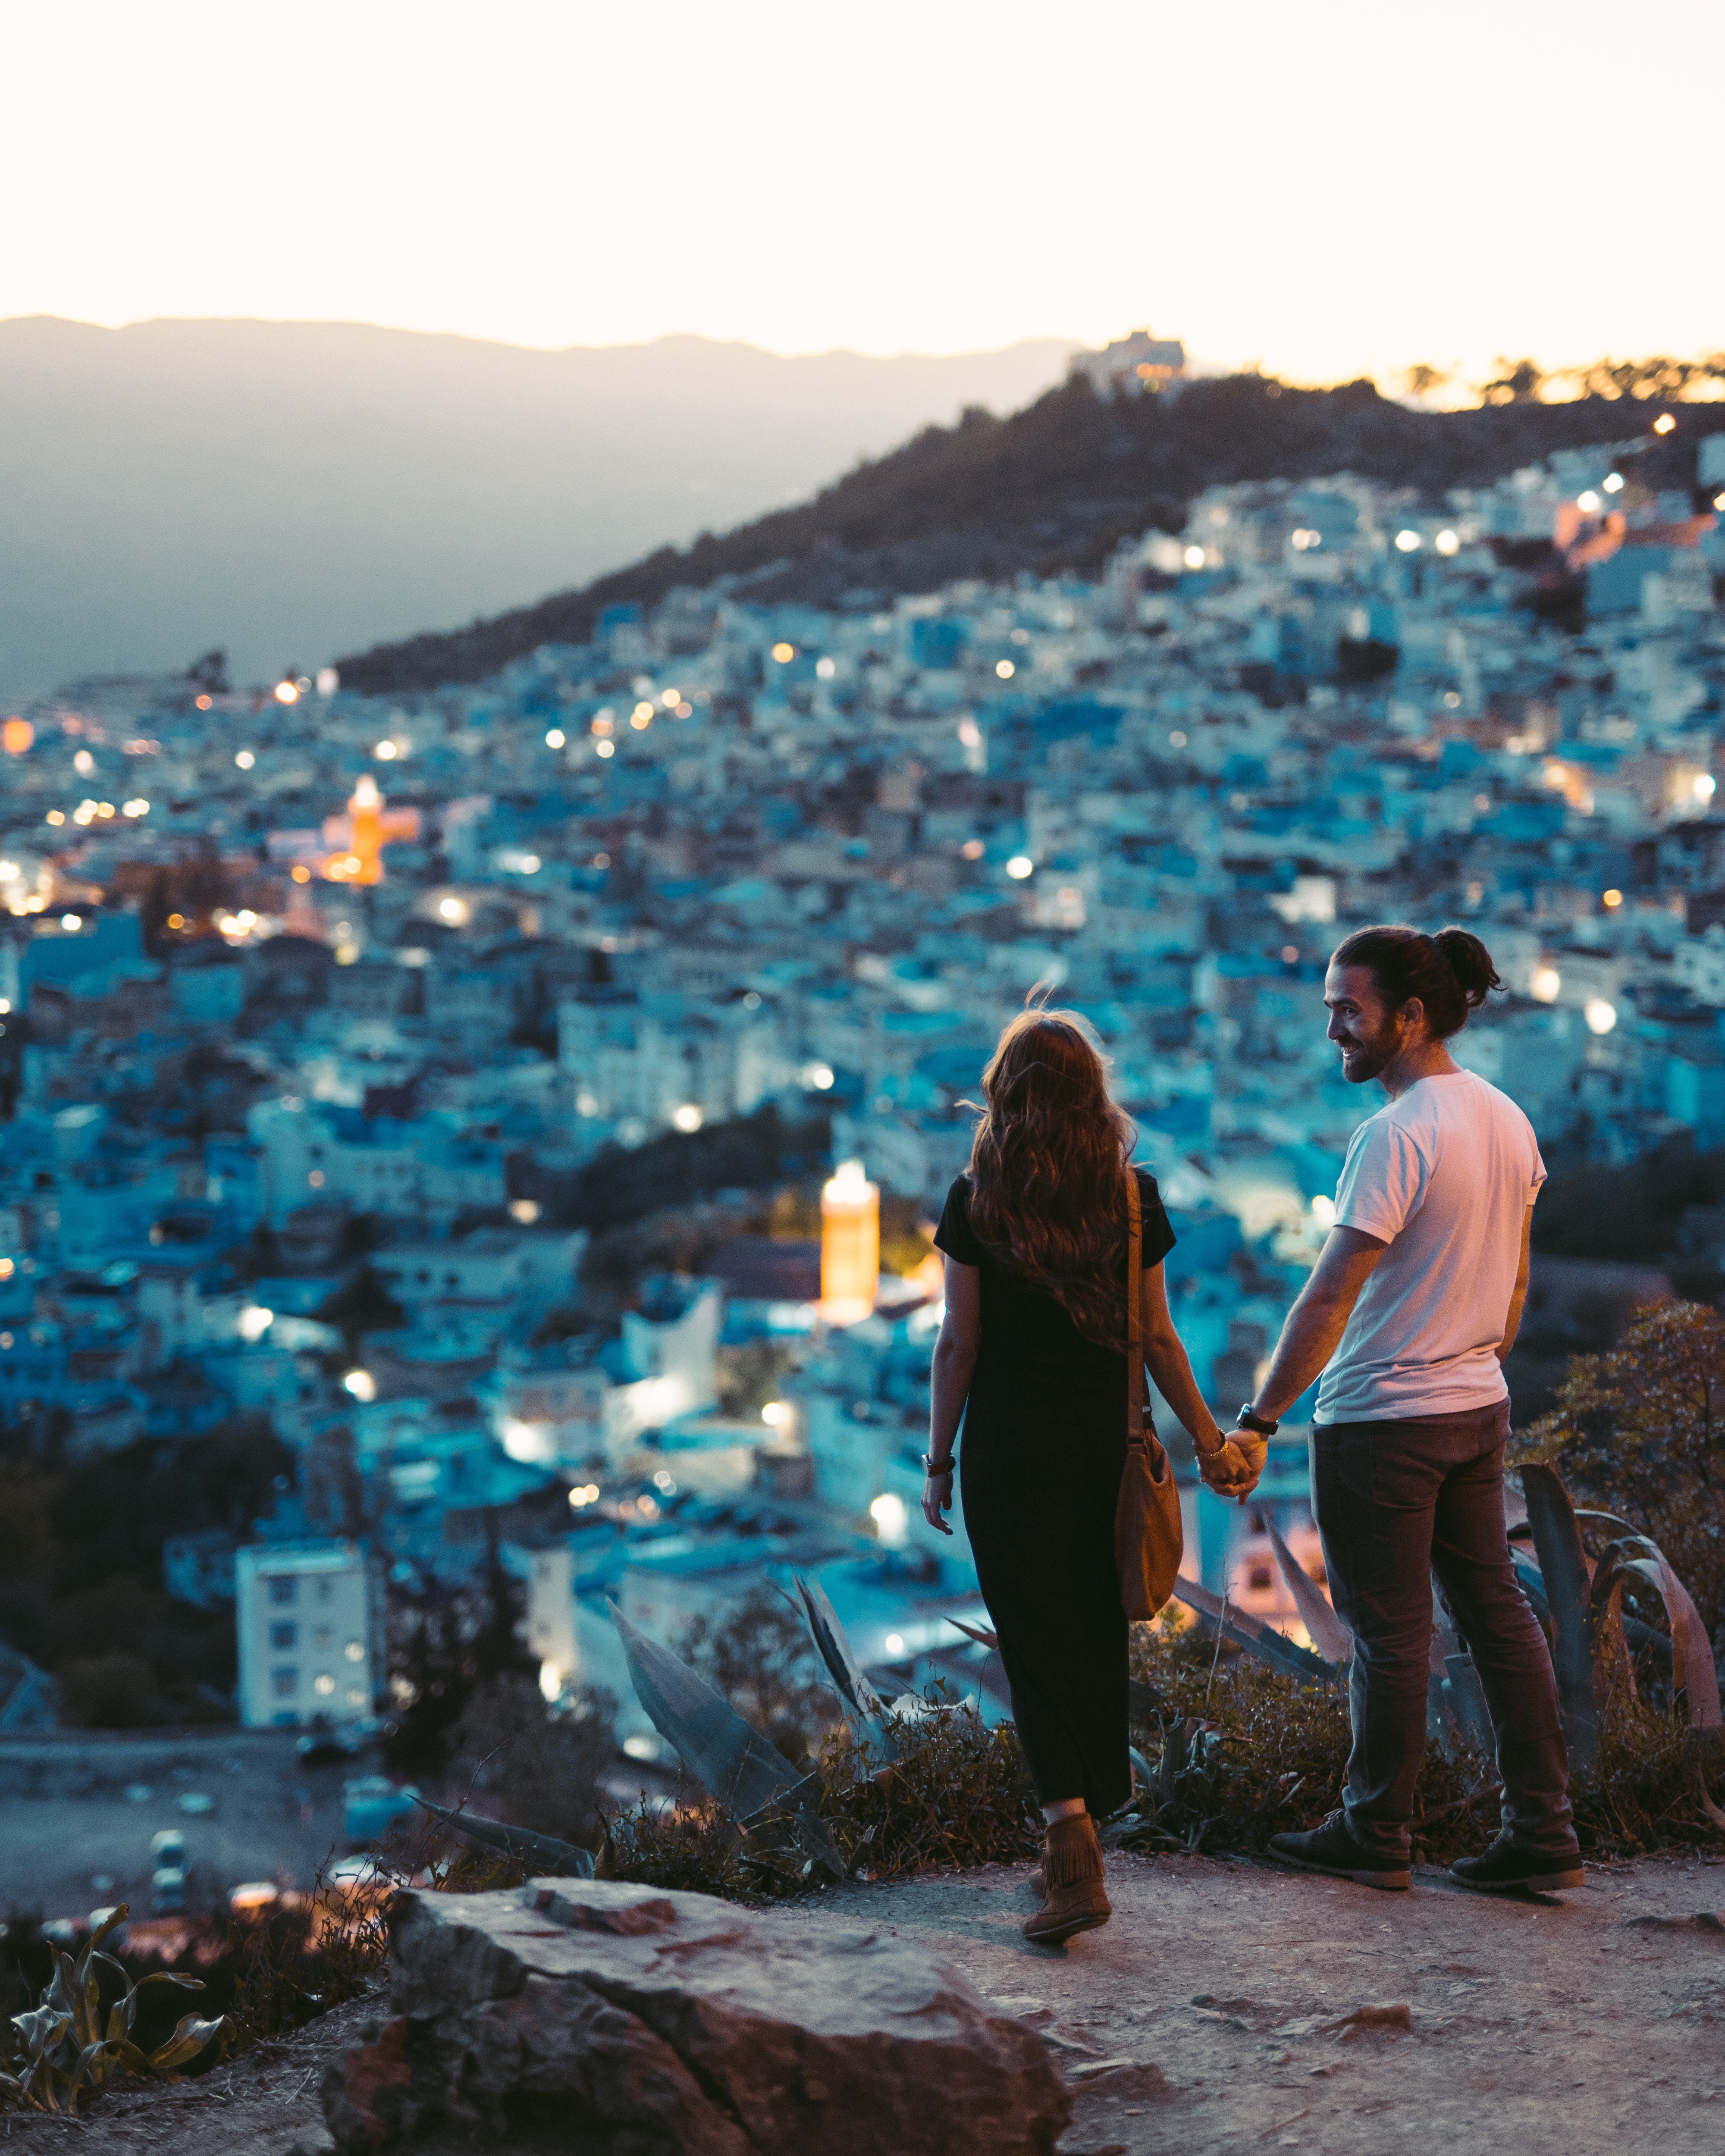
[1515,1461,1721,1767]
[608,1601,847,1882]
[0,1906,228,2115]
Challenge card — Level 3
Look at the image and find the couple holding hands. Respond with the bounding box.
[922,924,1583,1945]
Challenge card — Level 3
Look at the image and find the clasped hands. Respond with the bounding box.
[1198,1429,1267,1504]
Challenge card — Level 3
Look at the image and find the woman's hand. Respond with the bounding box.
[920,1469,955,1535]
[1203,1432,1267,1503]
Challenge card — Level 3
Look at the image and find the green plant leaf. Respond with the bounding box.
[1609,1535,1722,1730]
[145,2014,229,2073]
[1521,1463,1598,1768]
[795,1573,899,1758]
[1170,1575,1337,1684]
[411,1793,595,1877]
[609,1600,804,1816]
[1264,1519,1352,1664]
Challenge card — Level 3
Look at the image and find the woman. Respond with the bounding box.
[921,1010,1252,1945]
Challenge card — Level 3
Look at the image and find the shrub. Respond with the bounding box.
[1124,1614,1725,1861]
[679,1592,841,1765]
[814,1705,1040,1878]
[445,1673,616,1845]
[1511,1300,1725,1653]
[56,1651,167,1730]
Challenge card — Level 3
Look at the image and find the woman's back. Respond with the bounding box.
[934,1165,1175,1390]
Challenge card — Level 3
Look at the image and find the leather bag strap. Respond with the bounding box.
[1125,1169,1145,1447]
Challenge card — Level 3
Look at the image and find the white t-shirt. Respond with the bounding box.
[1314,1069,1545,1424]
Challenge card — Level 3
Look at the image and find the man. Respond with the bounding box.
[1221,923,1582,1894]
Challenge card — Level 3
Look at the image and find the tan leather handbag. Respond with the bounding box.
[1115,1171,1185,1620]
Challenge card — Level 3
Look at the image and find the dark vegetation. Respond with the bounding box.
[538,1103,831,1235]
[336,370,1725,693]
[0,1414,291,1725]
[1532,1135,1725,1297]
[1512,1301,1725,1655]
[382,1557,540,1777]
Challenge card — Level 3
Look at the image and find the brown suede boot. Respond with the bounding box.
[1022,1814,1110,1946]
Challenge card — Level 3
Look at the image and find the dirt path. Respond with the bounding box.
[5,1853,1721,2155]
[772,1849,1725,2156]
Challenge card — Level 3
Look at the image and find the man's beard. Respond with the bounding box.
[1337,1030,1396,1084]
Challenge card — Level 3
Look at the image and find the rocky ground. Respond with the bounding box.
[5,1849,1721,2155]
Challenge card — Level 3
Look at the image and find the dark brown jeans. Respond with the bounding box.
[1312,1401,1578,1861]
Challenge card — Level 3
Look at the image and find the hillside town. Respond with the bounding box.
[2,412,1723,1774]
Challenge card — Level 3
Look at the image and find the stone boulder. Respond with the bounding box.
[322,1877,1070,2155]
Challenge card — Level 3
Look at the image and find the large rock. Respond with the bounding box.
[322,1877,1070,2155]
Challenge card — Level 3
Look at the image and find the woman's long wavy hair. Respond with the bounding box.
[964,1008,1137,1350]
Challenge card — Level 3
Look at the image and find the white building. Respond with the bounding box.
[372,1228,587,1325]
[234,1539,379,1729]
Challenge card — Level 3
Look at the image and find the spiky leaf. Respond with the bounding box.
[411,1793,595,1877]
[1170,1575,1337,1684]
[610,1600,803,1816]
[145,2014,228,2073]
[1264,1520,1352,1663]
[1521,1463,1598,1767]
[795,1573,898,1757]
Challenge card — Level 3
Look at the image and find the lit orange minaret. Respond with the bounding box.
[820,1159,880,1325]
[349,774,383,885]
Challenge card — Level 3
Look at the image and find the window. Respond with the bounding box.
[270,1621,296,1650]
[268,1575,297,1606]
[345,1640,364,1662]
[314,1625,333,1648]
[316,1578,333,1604]
[271,1667,298,1696]
[1248,1565,1273,1592]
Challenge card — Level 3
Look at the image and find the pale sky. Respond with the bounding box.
[5,0,1721,389]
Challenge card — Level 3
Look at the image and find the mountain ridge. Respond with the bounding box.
[336,373,1719,693]
[0,317,1074,700]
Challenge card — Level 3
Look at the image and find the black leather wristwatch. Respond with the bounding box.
[1237,1404,1279,1437]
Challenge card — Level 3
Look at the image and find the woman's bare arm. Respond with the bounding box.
[1140,1259,1224,1455]
[921,1255,979,1533]
[1138,1259,1258,1494]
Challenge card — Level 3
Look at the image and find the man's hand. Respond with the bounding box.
[920,1471,955,1535]
[1204,1432,1268,1503]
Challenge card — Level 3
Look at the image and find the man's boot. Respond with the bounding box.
[1022,1813,1111,1946]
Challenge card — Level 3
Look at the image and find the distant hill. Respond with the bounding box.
[0,317,1074,701]
[338,373,1721,694]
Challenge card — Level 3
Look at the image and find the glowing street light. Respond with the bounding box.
[1005,855,1034,880]
[1531,965,1561,1004]
[869,1492,909,1546]
[1434,529,1461,556]
[1584,1000,1618,1035]
[995,658,1015,679]
[1394,529,1423,552]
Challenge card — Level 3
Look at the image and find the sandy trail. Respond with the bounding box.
[4,1851,1720,2155]
[773,1849,1725,2156]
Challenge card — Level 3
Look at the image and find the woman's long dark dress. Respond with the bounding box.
[935,1168,1176,1817]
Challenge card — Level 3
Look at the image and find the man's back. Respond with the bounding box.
[1317,1068,1544,1422]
